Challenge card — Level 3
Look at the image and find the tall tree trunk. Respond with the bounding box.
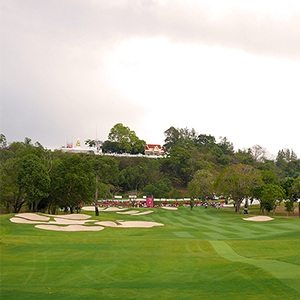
[95,173,99,216]
[235,200,240,214]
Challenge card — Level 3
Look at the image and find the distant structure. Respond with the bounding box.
[60,139,165,157]
[144,144,165,156]
[60,138,94,154]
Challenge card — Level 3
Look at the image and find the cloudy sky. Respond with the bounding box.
[1,0,300,157]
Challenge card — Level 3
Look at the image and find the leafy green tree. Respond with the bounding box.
[170,188,184,199]
[289,176,300,217]
[188,169,215,203]
[162,146,193,187]
[91,155,119,215]
[217,154,231,166]
[52,155,93,213]
[232,149,255,166]
[217,136,234,156]
[0,157,24,213]
[261,170,279,185]
[108,123,146,154]
[143,179,172,198]
[163,127,180,152]
[18,154,50,212]
[0,134,7,148]
[251,185,265,214]
[261,184,285,215]
[284,199,295,216]
[102,141,119,153]
[276,149,298,177]
[194,134,216,148]
[215,164,262,214]
[118,165,147,192]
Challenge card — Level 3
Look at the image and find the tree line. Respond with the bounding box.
[1,125,300,216]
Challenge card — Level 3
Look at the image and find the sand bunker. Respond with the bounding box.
[11,211,163,231]
[104,207,128,212]
[35,225,105,231]
[117,210,139,215]
[95,221,164,228]
[10,217,44,224]
[81,206,106,211]
[48,218,96,225]
[161,207,178,210]
[15,213,50,221]
[243,216,274,221]
[45,214,92,220]
[133,211,154,215]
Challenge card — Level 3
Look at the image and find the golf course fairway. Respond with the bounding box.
[1,206,300,299]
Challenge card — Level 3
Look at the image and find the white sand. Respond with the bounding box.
[35,225,105,231]
[95,221,164,228]
[243,216,274,221]
[133,211,154,215]
[161,207,178,210]
[117,210,139,214]
[81,206,105,211]
[15,213,50,221]
[48,218,96,225]
[104,207,128,211]
[96,221,119,227]
[45,214,92,219]
[10,217,44,224]
[119,221,164,228]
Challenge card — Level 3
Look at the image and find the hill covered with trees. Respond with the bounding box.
[1,125,299,216]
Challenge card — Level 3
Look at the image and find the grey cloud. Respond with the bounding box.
[1,0,300,151]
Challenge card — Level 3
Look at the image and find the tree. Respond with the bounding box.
[163,127,180,152]
[119,165,147,192]
[284,199,295,216]
[85,139,103,154]
[217,136,234,156]
[195,134,216,148]
[52,155,93,213]
[163,146,193,187]
[163,126,198,152]
[143,179,172,198]
[250,144,268,163]
[0,157,25,213]
[170,188,184,199]
[215,164,262,214]
[289,176,300,217]
[108,123,146,154]
[91,155,119,216]
[251,185,265,215]
[102,141,119,154]
[18,154,50,212]
[276,149,298,177]
[261,184,285,215]
[188,169,215,203]
[0,134,7,148]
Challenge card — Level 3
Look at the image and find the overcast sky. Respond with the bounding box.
[1,0,300,157]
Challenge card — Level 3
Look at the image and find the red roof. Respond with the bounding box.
[144,144,165,154]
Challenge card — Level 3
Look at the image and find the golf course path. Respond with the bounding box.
[210,240,300,294]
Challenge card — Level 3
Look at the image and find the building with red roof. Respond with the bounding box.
[144,144,165,156]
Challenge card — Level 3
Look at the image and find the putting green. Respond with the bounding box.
[1,207,300,299]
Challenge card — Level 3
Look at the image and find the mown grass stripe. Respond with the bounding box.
[210,240,300,294]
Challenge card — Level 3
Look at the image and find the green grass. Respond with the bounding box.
[1,207,300,299]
